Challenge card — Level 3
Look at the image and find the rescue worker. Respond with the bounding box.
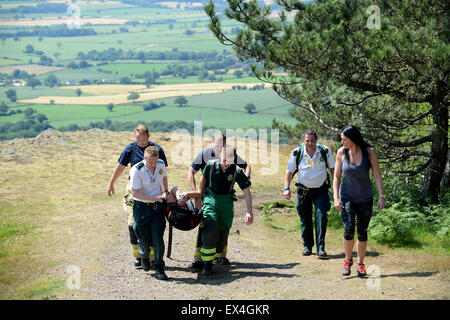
[198,145,254,275]
[130,146,168,280]
[107,124,168,268]
[187,132,251,269]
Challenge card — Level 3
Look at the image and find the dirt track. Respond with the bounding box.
[69,192,449,300]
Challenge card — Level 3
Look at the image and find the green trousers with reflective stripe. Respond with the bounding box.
[200,190,234,263]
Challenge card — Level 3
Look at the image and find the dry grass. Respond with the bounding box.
[19,82,266,105]
[0,128,288,299]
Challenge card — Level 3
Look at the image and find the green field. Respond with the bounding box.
[0,88,296,129]
[0,1,296,135]
[94,62,193,75]
[0,85,93,100]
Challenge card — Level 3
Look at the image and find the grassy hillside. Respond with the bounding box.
[0,128,291,299]
[0,129,448,299]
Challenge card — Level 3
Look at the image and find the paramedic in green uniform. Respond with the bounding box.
[198,145,254,276]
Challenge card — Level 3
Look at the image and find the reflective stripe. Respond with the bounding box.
[200,246,217,262]
[201,256,216,262]
[200,247,216,254]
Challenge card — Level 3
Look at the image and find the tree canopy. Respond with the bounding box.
[205,0,449,203]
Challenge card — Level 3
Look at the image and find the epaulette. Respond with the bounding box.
[137,162,145,170]
[157,159,165,164]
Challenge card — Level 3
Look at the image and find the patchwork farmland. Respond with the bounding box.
[0,0,295,140]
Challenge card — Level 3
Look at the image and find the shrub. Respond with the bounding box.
[369,202,425,248]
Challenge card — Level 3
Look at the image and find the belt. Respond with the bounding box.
[134,200,161,208]
[295,181,327,191]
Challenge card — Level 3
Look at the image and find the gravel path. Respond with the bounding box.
[85,192,305,300]
[78,192,448,300]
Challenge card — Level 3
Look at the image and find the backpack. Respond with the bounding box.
[292,142,331,188]
[164,201,202,231]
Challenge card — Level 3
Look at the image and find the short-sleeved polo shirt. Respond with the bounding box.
[191,147,247,171]
[286,144,335,188]
[202,160,251,194]
[118,141,168,168]
[130,160,166,203]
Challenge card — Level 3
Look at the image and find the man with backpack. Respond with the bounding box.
[284,130,335,259]
[107,125,168,268]
[198,145,253,275]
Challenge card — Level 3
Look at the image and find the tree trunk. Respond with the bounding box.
[442,149,450,187]
[422,83,448,204]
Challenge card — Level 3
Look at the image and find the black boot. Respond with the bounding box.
[155,266,168,280]
[217,257,230,265]
[188,261,204,269]
[134,257,142,267]
[142,258,151,272]
[201,262,213,276]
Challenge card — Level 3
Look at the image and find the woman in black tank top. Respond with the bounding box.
[333,126,386,277]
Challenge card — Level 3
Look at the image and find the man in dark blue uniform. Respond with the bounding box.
[108,124,168,267]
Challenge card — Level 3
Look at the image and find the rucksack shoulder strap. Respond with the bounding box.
[208,159,220,188]
[292,144,304,176]
[130,141,138,167]
[229,164,238,193]
[317,142,329,169]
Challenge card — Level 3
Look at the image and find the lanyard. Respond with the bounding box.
[305,151,320,168]
[145,167,156,183]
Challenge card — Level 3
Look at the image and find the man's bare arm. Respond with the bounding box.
[243,187,253,225]
[198,174,207,195]
[132,189,165,202]
[188,167,198,191]
[183,191,202,199]
[245,163,251,177]
[108,163,126,196]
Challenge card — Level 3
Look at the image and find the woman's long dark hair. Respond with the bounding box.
[341,125,372,158]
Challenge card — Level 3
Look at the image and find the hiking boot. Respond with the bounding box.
[342,258,353,276]
[356,263,367,277]
[302,248,312,256]
[188,261,203,269]
[201,262,213,276]
[155,267,168,280]
[134,257,142,268]
[217,257,231,265]
[142,258,151,272]
[317,250,328,259]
